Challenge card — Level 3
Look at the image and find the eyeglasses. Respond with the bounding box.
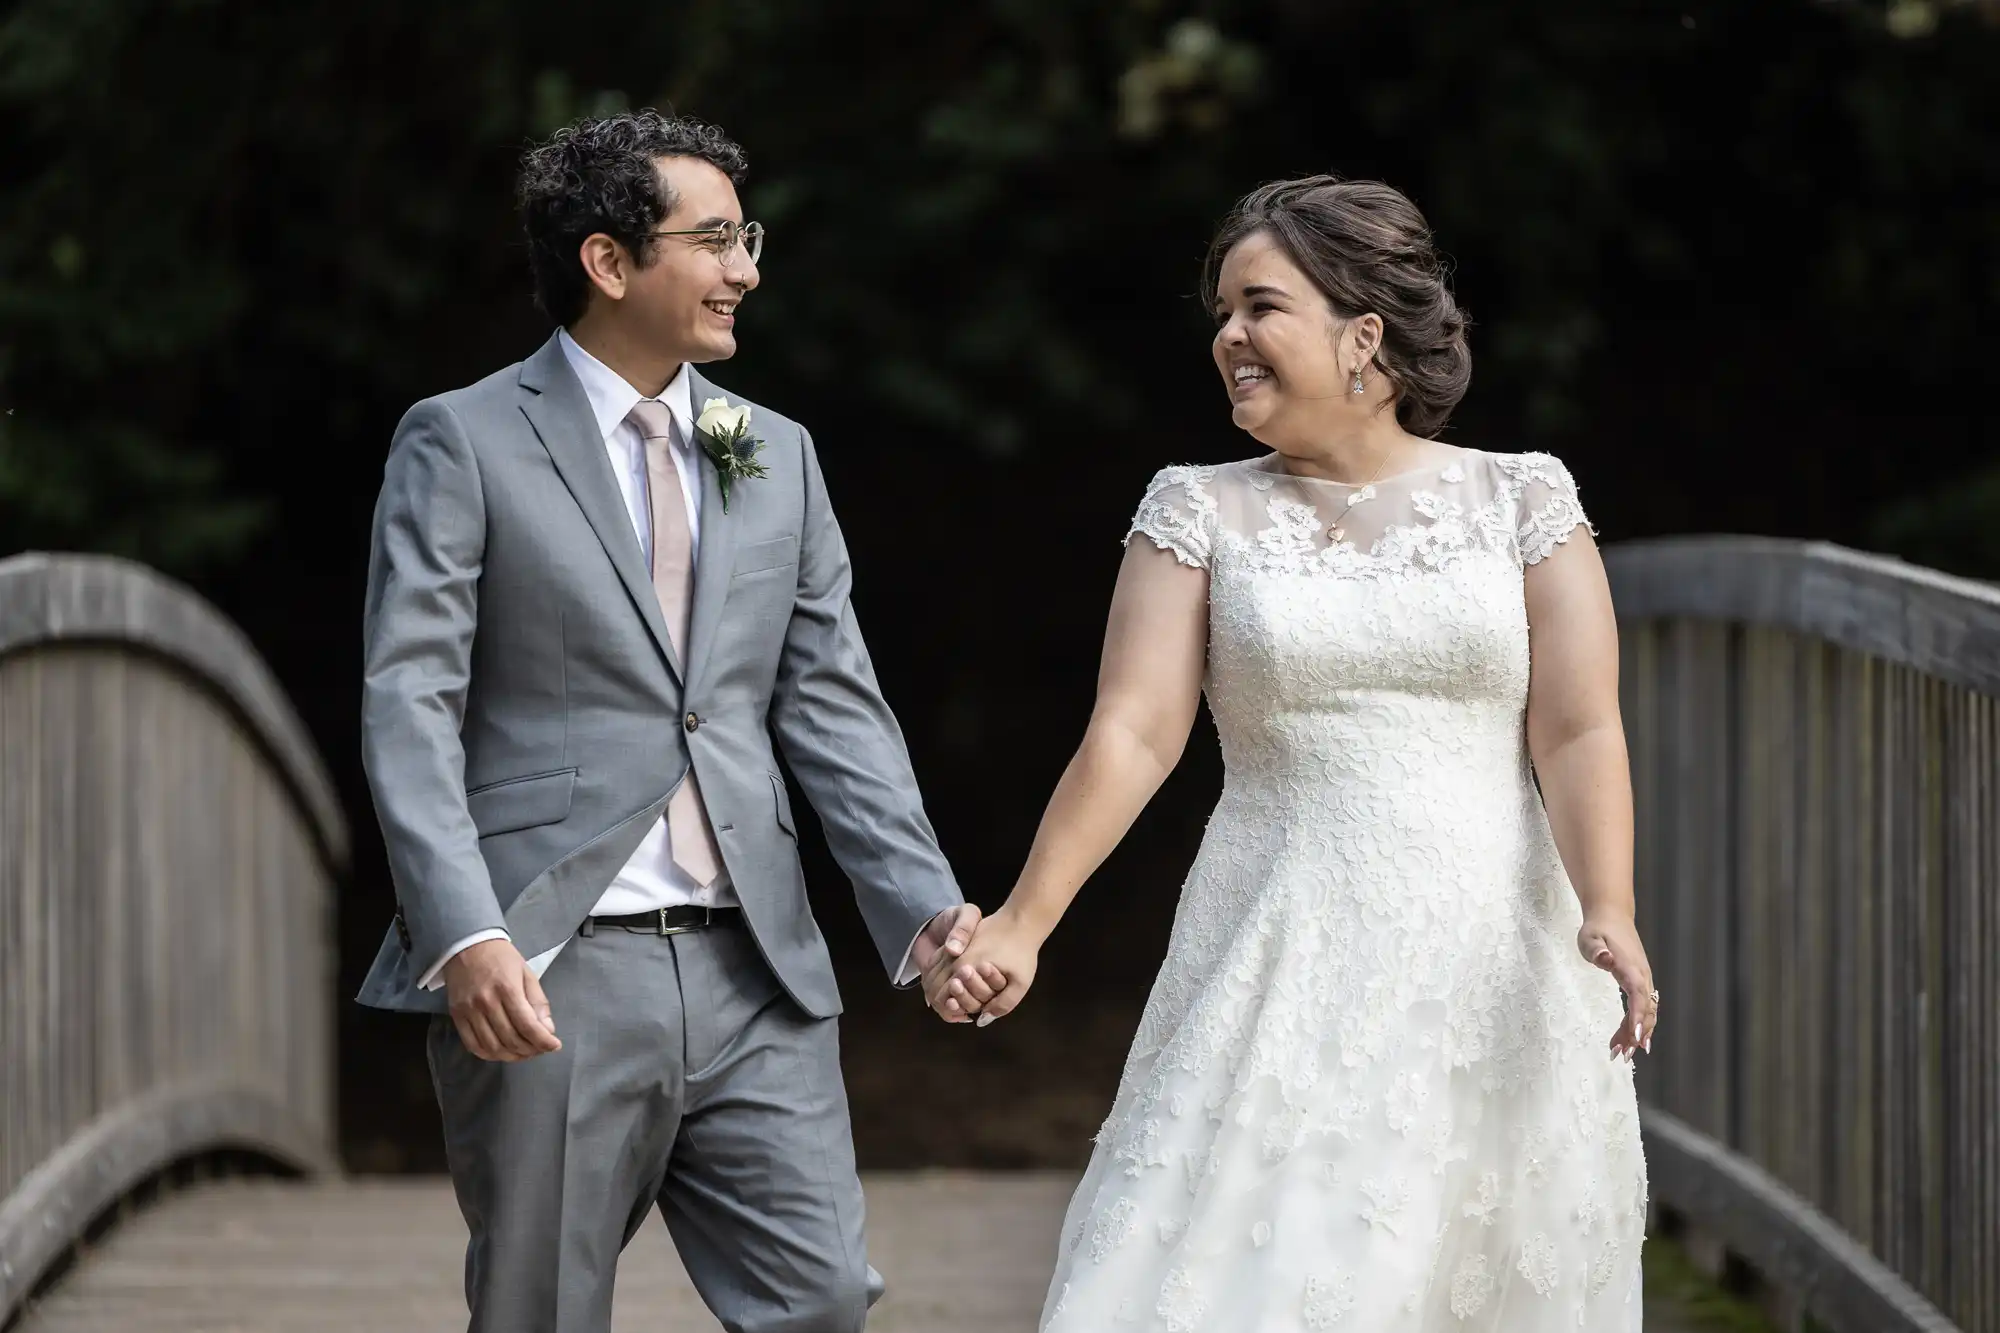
[648,220,764,266]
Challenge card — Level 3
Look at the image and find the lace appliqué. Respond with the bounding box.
[1126,465,1218,570]
[1361,1176,1412,1236]
[1090,1196,1141,1261]
[1450,1253,1496,1318]
[1156,1268,1205,1333]
[1493,451,1595,566]
[1518,1232,1561,1296]
[1304,1271,1357,1326]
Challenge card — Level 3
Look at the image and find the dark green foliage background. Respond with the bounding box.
[3,0,1993,1165]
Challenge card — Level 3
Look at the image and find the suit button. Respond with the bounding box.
[685,712,700,733]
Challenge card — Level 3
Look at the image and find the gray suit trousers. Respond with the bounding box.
[427,925,879,1333]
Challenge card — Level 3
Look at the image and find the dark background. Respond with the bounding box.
[3,0,1995,1172]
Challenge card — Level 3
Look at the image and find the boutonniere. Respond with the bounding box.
[694,397,769,513]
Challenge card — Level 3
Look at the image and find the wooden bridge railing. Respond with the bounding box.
[4,541,1993,1326]
[1610,536,1996,1333]
[0,553,347,1322]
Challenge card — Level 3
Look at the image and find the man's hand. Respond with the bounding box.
[442,937,562,1062]
[910,903,1006,1023]
[909,903,981,979]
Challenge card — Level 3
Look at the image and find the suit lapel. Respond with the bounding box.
[684,367,740,694]
[518,333,682,682]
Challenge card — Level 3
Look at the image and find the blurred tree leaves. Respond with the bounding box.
[1117,19,1263,139]
[11,0,1986,1167]
[1871,460,2000,578]
[0,0,1994,572]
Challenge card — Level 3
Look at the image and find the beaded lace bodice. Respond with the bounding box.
[1038,449,1645,1332]
[1129,451,1591,843]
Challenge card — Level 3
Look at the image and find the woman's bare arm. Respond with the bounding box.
[927,539,1209,1022]
[1523,530,1657,1058]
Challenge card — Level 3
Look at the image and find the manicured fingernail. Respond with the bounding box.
[976,1013,995,1028]
[1643,1038,1651,1054]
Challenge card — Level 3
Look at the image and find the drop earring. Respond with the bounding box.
[1350,364,1366,395]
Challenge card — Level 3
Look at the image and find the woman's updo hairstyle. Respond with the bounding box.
[1204,175,1472,437]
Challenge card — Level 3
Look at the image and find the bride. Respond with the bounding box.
[926,175,1655,1330]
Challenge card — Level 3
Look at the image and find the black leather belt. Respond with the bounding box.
[581,905,742,936]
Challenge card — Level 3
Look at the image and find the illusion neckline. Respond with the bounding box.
[1247,448,1480,489]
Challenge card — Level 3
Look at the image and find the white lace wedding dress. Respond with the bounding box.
[1040,450,1647,1331]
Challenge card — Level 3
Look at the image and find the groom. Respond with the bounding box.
[355,110,983,1333]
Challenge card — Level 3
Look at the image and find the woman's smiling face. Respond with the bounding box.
[1211,230,1360,446]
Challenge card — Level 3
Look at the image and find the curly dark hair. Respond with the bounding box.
[517,110,749,326]
[1203,176,1472,437]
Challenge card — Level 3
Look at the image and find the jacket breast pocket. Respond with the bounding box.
[732,535,799,579]
[467,767,578,838]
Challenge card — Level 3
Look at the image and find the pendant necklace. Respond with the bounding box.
[1327,440,1405,544]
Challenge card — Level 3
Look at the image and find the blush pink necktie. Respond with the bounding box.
[628,400,723,887]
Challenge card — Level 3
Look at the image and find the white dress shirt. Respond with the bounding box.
[421,331,930,990]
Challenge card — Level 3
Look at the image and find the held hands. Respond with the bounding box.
[922,907,1041,1027]
[1578,910,1657,1062]
[442,937,562,1062]
[910,903,995,1024]
[909,902,983,980]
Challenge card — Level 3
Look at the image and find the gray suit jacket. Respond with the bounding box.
[355,332,961,1016]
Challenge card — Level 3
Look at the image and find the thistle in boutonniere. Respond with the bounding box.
[695,397,768,513]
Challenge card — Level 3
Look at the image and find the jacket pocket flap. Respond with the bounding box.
[732,535,800,577]
[468,767,578,837]
[771,774,797,837]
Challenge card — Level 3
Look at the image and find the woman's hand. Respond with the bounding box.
[1579,910,1656,1061]
[924,907,1043,1027]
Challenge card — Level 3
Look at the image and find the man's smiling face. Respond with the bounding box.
[622,154,761,364]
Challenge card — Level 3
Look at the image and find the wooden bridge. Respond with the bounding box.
[2,542,1994,1333]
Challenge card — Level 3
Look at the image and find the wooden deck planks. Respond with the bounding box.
[14,1175,1071,1333]
[10,1175,1736,1333]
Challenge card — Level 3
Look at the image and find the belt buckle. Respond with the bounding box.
[658,906,706,936]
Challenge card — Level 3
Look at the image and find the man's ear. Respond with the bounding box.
[577,233,629,303]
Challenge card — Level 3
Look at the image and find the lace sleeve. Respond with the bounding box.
[1506,453,1595,566]
[1124,465,1218,571]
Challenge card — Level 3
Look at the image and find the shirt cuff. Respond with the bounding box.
[893,922,929,988]
[419,928,511,991]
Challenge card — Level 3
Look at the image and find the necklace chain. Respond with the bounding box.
[1328,440,1404,543]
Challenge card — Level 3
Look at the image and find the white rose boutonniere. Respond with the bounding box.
[694,397,768,513]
